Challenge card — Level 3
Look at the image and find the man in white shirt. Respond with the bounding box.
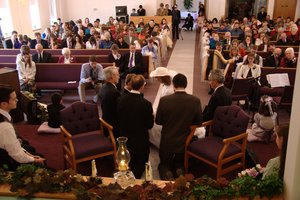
[78,56,105,103]
[0,84,45,170]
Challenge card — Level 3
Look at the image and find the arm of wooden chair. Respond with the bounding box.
[185,120,213,148]
[60,125,72,139]
[99,118,117,166]
[222,132,247,144]
[218,132,248,162]
[60,125,75,167]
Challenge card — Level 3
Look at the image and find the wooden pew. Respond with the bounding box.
[0,49,141,56]
[0,55,109,63]
[0,56,151,90]
[0,63,113,90]
[259,67,296,97]
[207,49,298,60]
[130,16,172,26]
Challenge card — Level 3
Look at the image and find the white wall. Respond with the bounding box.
[57,0,160,24]
[284,53,300,200]
[267,0,275,19]
[206,0,226,20]
[4,0,51,38]
[295,0,300,20]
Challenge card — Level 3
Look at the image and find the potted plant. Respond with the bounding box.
[184,0,193,11]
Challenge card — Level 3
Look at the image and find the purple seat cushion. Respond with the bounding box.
[72,131,113,160]
[188,137,241,163]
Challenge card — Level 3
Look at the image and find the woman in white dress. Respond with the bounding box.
[148,67,177,148]
[16,53,36,94]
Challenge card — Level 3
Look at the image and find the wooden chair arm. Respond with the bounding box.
[60,125,72,139]
[185,120,213,148]
[99,118,117,167]
[223,132,248,144]
[218,132,248,162]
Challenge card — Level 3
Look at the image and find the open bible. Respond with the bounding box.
[266,73,290,88]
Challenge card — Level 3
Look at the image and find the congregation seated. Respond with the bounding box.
[58,48,76,63]
[280,47,297,68]
[32,44,52,63]
[30,32,49,49]
[4,31,20,49]
[265,48,283,68]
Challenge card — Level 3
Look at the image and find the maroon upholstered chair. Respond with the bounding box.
[185,105,249,179]
[60,101,116,172]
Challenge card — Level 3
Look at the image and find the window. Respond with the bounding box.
[29,0,41,30]
[0,0,13,38]
[49,0,57,24]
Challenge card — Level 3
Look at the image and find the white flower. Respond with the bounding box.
[241,171,247,176]
[256,164,262,169]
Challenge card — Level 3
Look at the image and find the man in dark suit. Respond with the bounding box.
[121,44,144,78]
[203,69,232,122]
[265,48,283,68]
[117,75,154,178]
[137,5,146,16]
[121,73,135,95]
[4,30,19,49]
[99,66,121,138]
[257,6,267,22]
[276,32,291,46]
[30,32,49,49]
[32,44,52,63]
[156,73,202,180]
[171,4,181,40]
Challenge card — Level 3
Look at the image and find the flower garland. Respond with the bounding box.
[0,164,283,199]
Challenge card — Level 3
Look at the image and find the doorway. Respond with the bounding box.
[227,0,255,20]
[273,0,297,20]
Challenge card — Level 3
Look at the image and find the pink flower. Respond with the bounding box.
[246,168,259,178]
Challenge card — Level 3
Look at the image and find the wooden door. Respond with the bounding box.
[273,0,297,20]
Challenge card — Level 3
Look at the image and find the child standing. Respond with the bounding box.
[47,93,65,128]
[247,95,277,143]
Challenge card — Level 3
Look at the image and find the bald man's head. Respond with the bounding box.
[35,43,43,54]
[274,48,282,57]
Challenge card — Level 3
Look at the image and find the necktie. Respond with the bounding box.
[39,54,42,63]
[90,67,97,81]
[129,53,133,68]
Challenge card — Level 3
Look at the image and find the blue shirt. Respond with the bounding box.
[80,63,104,83]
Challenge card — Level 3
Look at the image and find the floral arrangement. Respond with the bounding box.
[238,164,265,179]
[0,164,283,199]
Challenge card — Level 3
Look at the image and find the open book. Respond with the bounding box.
[266,73,290,88]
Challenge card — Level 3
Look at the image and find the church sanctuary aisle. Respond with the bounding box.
[148,27,210,180]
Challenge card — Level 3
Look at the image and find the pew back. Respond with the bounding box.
[0,49,141,56]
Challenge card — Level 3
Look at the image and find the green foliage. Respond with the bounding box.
[184,0,193,10]
[0,164,284,199]
[257,174,284,198]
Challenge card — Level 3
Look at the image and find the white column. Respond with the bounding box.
[284,53,300,199]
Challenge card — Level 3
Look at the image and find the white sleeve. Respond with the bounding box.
[0,123,34,163]
[16,61,26,80]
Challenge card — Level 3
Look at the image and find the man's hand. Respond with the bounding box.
[85,77,92,83]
